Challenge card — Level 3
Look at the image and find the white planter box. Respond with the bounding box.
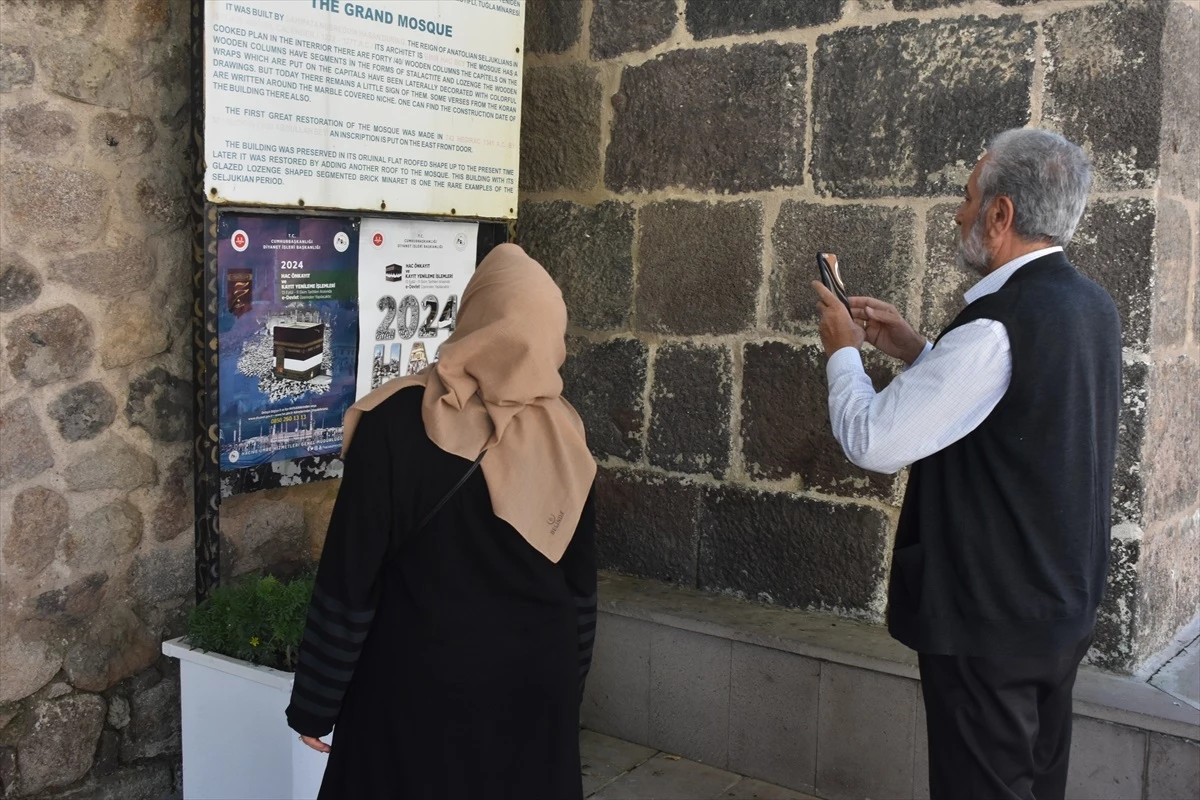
[162,638,328,800]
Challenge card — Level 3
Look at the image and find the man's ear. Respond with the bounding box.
[988,195,1016,239]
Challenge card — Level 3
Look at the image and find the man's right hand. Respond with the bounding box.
[849,297,928,366]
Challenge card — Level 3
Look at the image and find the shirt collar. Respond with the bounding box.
[964,246,1064,305]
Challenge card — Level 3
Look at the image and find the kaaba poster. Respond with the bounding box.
[217,213,359,470]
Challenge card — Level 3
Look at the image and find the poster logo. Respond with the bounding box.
[232,230,249,252]
[333,231,350,252]
[454,233,469,252]
[372,232,385,248]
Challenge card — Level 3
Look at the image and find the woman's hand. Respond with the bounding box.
[300,735,331,754]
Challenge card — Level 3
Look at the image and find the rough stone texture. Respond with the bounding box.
[48,245,156,298]
[0,101,78,156]
[88,111,157,160]
[4,305,95,387]
[0,632,61,706]
[607,43,807,194]
[133,175,189,232]
[3,487,68,579]
[1043,1,1166,191]
[699,486,890,613]
[0,399,55,488]
[562,337,648,462]
[125,366,190,441]
[0,163,109,253]
[1147,732,1200,800]
[590,0,675,60]
[771,201,916,334]
[0,43,35,91]
[93,729,120,777]
[647,343,733,477]
[1113,362,1148,526]
[48,382,117,442]
[1139,513,1200,671]
[1152,198,1193,349]
[32,573,108,628]
[98,294,172,369]
[106,696,130,730]
[128,540,192,611]
[637,200,763,336]
[811,17,1034,198]
[0,254,42,312]
[219,499,306,578]
[1071,198,1156,352]
[42,38,131,109]
[742,342,898,499]
[67,501,144,570]
[517,200,635,330]
[687,0,843,40]
[121,673,180,761]
[63,435,157,492]
[921,202,974,335]
[1142,357,1200,524]
[520,64,602,191]
[16,693,106,795]
[524,0,582,55]
[595,468,701,585]
[42,762,174,800]
[1090,536,1139,672]
[152,455,192,542]
[1159,2,1200,204]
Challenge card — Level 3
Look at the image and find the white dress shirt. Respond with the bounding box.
[826,247,1064,475]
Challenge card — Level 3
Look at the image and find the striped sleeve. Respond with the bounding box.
[286,409,393,739]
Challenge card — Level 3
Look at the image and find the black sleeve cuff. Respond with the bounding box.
[286,704,335,739]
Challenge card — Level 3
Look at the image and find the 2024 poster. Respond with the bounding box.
[217,214,359,470]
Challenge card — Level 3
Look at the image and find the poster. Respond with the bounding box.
[204,0,523,218]
[218,213,359,470]
[356,217,478,398]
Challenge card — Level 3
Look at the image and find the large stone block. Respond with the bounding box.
[0,253,41,312]
[1071,198,1156,352]
[1159,2,1200,204]
[88,111,157,160]
[66,500,144,570]
[1113,361,1148,526]
[1090,536,1139,672]
[636,199,762,335]
[595,468,701,585]
[63,606,158,692]
[125,366,190,442]
[0,398,54,488]
[3,487,68,579]
[0,101,77,156]
[63,435,157,492]
[1147,733,1200,800]
[524,0,581,54]
[1152,198,1193,350]
[220,497,306,578]
[48,381,116,442]
[520,64,601,192]
[563,337,647,462]
[517,200,635,330]
[39,762,174,800]
[42,38,131,109]
[0,43,35,91]
[811,17,1033,198]
[771,201,916,334]
[647,343,732,477]
[741,342,898,499]
[591,0,675,60]
[122,672,180,761]
[129,539,192,610]
[921,202,975,335]
[648,627,731,767]
[98,293,172,369]
[48,244,156,298]
[582,613,652,743]
[152,455,192,542]
[1138,513,1200,667]
[0,163,108,252]
[4,304,94,387]
[1043,1,1167,191]
[1143,357,1200,523]
[688,0,843,40]
[31,572,108,627]
[1066,718,1146,800]
[698,485,890,613]
[15,693,106,795]
[0,630,61,705]
[606,43,806,194]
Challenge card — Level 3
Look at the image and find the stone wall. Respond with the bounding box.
[518,0,1200,673]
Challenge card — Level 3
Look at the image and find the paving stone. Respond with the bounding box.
[811,17,1034,198]
[636,199,762,336]
[607,44,806,194]
[920,201,975,334]
[1159,1,1200,204]
[1043,1,1167,191]
[740,342,897,498]
[43,38,131,109]
[63,435,157,493]
[0,101,78,156]
[687,0,843,40]
[1111,361,1147,526]
[1146,733,1200,800]
[649,627,731,768]
[728,643,819,794]
[16,693,106,795]
[0,43,34,91]
[580,729,657,796]
[0,399,55,488]
[520,64,602,191]
[4,305,95,387]
[647,344,732,477]
[1071,198,1156,352]
[1091,536,1140,673]
[591,0,675,60]
[1066,718,1146,800]
[913,691,930,799]
[48,245,156,298]
[699,485,890,613]
[88,111,157,160]
[563,337,648,462]
[583,614,652,744]
[816,664,917,800]
[1143,356,1200,523]
[49,381,117,442]
[771,201,916,334]
[1152,198,1193,349]
[518,200,635,330]
[524,0,582,54]
[125,366,190,442]
[593,752,742,800]
[0,254,42,312]
[595,468,701,585]
[719,778,821,799]
[0,163,108,252]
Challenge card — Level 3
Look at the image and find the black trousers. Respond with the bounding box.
[918,635,1091,800]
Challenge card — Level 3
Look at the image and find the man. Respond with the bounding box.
[811,128,1121,800]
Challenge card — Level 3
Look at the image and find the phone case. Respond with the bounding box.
[817,252,852,313]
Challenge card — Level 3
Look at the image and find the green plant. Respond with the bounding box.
[185,573,314,672]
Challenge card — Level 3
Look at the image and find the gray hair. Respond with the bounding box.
[977,129,1093,247]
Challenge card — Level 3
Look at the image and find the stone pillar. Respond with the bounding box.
[519,0,1199,672]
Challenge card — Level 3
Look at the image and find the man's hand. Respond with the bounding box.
[812,281,865,358]
[848,296,927,366]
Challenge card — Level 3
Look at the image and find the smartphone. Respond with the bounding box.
[817,252,852,315]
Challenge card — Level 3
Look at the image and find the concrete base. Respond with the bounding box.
[583,574,1200,800]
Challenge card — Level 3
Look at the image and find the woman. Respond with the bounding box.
[286,244,598,799]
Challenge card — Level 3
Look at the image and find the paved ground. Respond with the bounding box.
[1150,634,1200,710]
[581,730,820,800]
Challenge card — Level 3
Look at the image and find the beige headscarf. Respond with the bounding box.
[342,243,596,563]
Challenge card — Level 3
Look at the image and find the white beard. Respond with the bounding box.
[956,215,992,277]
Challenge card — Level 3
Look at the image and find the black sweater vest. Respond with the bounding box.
[887,252,1122,657]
